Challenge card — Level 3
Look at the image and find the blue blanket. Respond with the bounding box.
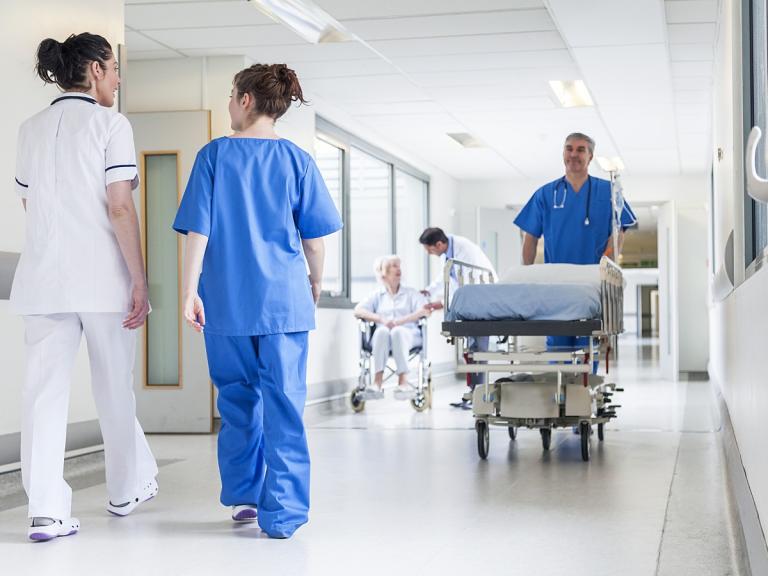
[445,283,601,322]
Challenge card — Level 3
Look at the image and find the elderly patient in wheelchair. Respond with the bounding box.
[354,255,431,401]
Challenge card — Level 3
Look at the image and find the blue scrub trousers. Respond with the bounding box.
[204,331,310,538]
[546,336,599,373]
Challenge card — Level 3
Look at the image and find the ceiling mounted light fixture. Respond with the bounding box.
[548,80,594,108]
[247,0,353,44]
[447,132,485,148]
[596,156,625,172]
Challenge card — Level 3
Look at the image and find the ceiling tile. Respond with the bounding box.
[548,0,666,46]
[315,0,545,20]
[393,50,575,73]
[668,43,714,61]
[344,9,554,41]
[126,1,274,29]
[667,23,717,44]
[664,0,718,24]
[369,31,565,58]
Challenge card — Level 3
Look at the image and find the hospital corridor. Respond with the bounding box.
[0,1,766,575]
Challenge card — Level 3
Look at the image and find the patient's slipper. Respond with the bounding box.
[107,478,158,517]
[393,385,416,400]
[28,517,79,542]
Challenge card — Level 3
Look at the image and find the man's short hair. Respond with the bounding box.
[419,227,449,246]
[564,132,595,155]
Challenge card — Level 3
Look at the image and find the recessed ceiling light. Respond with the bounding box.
[248,0,353,44]
[447,132,485,148]
[548,80,594,108]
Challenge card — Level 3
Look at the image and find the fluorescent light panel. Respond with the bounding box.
[548,80,594,108]
[447,132,485,148]
[248,0,353,44]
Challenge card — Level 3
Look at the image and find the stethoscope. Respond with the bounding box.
[553,175,592,226]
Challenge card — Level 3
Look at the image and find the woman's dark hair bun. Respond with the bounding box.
[34,33,113,91]
[35,38,65,84]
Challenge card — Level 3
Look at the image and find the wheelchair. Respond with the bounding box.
[350,318,432,413]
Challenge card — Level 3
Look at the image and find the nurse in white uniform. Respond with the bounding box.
[12,33,158,542]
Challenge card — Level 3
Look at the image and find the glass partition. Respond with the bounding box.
[143,153,180,387]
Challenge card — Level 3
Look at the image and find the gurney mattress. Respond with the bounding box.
[446,283,601,322]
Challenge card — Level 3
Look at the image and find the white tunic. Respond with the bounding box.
[11,93,139,315]
[357,285,427,332]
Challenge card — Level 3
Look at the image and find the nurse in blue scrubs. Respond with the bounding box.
[172,64,342,539]
[514,132,636,349]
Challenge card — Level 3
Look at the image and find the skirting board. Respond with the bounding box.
[0,419,103,470]
[712,383,768,576]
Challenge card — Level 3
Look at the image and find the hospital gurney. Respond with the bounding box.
[441,256,624,461]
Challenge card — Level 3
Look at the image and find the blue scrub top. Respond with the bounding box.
[173,137,343,336]
[514,175,636,264]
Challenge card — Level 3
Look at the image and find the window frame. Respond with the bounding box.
[315,117,430,307]
[743,0,768,272]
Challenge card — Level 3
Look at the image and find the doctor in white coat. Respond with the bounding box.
[419,227,498,408]
[420,227,498,306]
[12,33,158,542]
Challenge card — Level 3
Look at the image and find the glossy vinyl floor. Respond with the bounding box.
[0,338,746,576]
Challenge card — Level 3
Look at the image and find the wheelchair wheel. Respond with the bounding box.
[508,426,517,441]
[411,388,430,412]
[350,390,365,413]
[580,421,591,461]
[540,427,551,450]
[597,422,605,442]
[476,420,489,459]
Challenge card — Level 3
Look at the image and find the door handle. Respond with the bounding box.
[746,126,768,202]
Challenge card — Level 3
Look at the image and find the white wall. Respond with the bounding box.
[677,207,709,371]
[709,0,768,539]
[126,58,460,395]
[657,201,679,379]
[0,0,125,437]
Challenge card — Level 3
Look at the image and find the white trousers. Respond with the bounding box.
[371,325,421,375]
[21,313,158,519]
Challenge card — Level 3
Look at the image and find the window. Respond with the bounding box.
[745,0,768,268]
[314,138,343,296]
[142,153,181,388]
[350,148,391,301]
[315,117,430,305]
[395,170,428,289]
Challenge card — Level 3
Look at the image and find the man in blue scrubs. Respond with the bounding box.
[514,132,636,349]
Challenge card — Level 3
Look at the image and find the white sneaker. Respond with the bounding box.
[28,517,79,542]
[232,504,258,523]
[107,478,158,517]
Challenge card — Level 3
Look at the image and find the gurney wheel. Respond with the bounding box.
[580,422,591,461]
[350,390,365,413]
[508,426,517,441]
[540,428,551,451]
[597,423,605,442]
[476,420,489,459]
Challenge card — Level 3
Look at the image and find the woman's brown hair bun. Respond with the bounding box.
[233,63,308,120]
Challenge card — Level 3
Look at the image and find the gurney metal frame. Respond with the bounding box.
[441,256,624,461]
